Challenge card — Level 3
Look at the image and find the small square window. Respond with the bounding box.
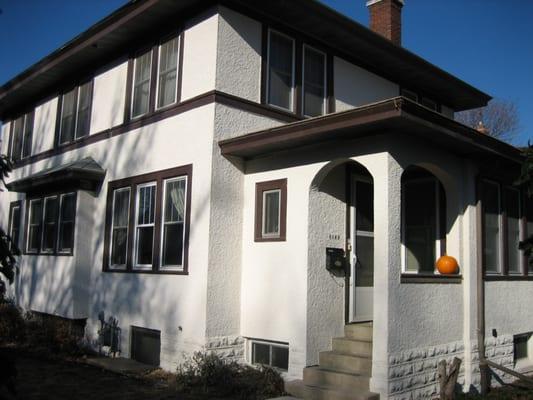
[255,179,287,242]
[514,333,532,366]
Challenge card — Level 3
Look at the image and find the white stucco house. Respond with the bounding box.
[0,0,530,399]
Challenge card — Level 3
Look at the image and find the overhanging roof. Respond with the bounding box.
[218,97,522,164]
[0,0,490,119]
[6,157,106,193]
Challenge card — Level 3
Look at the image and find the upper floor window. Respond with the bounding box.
[26,192,77,255]
[8,201,22,251]
[303,46,326,117]
[58,81,93,145]
[10,111,34,161]
[104,164,191,274]
[129,34,181,119]
[267,30,295,111]
[480,179,526,276]
[401,88,440,112]
[264,28,330,118]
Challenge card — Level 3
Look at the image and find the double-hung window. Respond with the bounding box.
[480,179,526,276]
[25,193,77,255]
[129,34,181,119]
[8,201,22,251]
[267,30,295,111]
[58,81,93,144]
[302,46,326,117]
[104,165,192,273]
[10,111,34,160]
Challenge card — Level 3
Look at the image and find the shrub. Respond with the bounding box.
[0,300,25,344]
[176,351,285,399]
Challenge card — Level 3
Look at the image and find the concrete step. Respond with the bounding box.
[332,337,372,357]
[285,379,306,399]
[303,366,370,391]
[344,323,373,342]
[304,384,379,400]
[319,351,372,375]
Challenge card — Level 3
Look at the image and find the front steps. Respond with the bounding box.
[287,323,379,400]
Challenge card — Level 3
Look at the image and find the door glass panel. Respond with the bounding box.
[355,235,373,287]
[356,181,373,232]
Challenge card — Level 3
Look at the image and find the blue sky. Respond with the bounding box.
[0,0,531,145]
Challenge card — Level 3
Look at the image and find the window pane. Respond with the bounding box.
[60,88,77,144]
[506,189,521,273]
[132,51,152,118]
[136,226,154,265]
[404,180,437,273]
[271,346,289,370]
[22,113,33,158]
[356,181,373,232]
[111,188,130,266]
[58,193,76,252]
[527,201,533,273]
[157,37,178,108]
[303,47,325,117]
[482,182,500,273]
[252,343,270,365]
[138,185,156,225]
[28,200,43,251]
[268,32,293,110]
[11,116,24,160]
[76,82,92,139]
[162,178,186,267]
[356,235,374,287]
[9,206,21,251]
[263,190,280,236]
[42,197,59,252]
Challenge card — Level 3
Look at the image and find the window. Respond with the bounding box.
[134,183,156,269]
[103,165,192,274]
[514,333,532,367]
[58,81,93,144]
[481,179,526,275]
[110,188,131,269]
[402,168,446,274]
[303,46,326,117]
[255,179,287,242]
[8,201,22,251]
[25,192,77,255]
[401,88,440,112]
[527,200,533,274]
[10,111,34,160]
[267,30,295,111]
[157,36,180,109]
[131,50,153,118]
[249,339,289,371]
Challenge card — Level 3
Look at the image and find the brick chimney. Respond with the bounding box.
[366,0,404,45]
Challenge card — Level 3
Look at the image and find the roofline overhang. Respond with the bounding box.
[218,97,523,164]
[0,0,490,119]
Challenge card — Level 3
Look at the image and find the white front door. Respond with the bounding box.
[349,176,374,322]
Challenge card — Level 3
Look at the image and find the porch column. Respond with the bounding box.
[369,153,403,396]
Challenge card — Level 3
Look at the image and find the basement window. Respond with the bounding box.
[514,333,532,367]
[249,339,289,371]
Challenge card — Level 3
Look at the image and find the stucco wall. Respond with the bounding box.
[334,57,399,112]
[90,61,127,134]
[216,7,261,102]
[33,98,58,154]
[181,9,218,101]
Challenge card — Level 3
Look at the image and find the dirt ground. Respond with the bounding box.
[0,350,224,400]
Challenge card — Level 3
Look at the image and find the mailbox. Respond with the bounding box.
[326,247,346,273]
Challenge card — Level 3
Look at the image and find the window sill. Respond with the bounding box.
[23,251,74,257]
[400,273,462,284]
[103,268,188,276]
[484,275,533,281]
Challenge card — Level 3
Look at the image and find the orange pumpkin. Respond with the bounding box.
[436,255,459,275]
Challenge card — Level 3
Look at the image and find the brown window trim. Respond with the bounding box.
[400,273,462,284]
[254,178,287,242]
[124,30,183,124]
[23,191,77,257]
[102,164,192,275]
[54,79,95,148]
[261,25,335,119]
[478,176,528,279]
[8,200,22,252]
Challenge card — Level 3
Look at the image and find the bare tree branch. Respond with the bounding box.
[456,99,520,143]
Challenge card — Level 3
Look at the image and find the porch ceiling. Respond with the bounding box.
[218,97,523,165]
